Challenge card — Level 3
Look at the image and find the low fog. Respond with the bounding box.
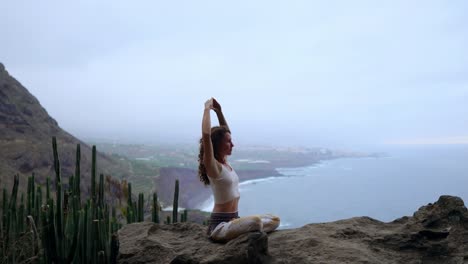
[2,1,467,149]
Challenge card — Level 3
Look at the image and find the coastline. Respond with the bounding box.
[157,155,374,211]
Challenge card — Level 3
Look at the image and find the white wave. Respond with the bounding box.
[235,159,271,164]
[278,222,292,229]
[276,162,325,175]
[239,176,283,186]
[162,206,186,212]
[198,196,214,212]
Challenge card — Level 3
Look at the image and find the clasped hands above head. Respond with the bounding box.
[205,97,222,113]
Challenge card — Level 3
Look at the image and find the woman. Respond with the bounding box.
[198,97,280,242]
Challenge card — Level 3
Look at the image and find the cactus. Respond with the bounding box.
[4,174,20,252]
[172,179,179,223]
[126,183,133,224]
[110,207,118,234]
[138,193,144,222]
[18,193,25,232]
[182,209,188,223]
[2,188,7,232]
[127,183,132,206]
[56,183,65,259]
[152,192,160,224]
[99,173,104,207]
[35,185,42,223]
[132,201,137,223]
[27,176,32,216]
[0,137,150,263]
[75,144,81,201]
[110,233,119,264]
[31,173,35,213]
[41,138,100,262]
[98,251,105,263]
[52,137,61,187]
[91,145,97,205]
[46,176,51,201]
[27,215,40,256]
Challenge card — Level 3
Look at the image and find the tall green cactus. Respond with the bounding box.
[172,179,179,223]
[138,193,144,222]
[75,144,81,201]
[110,234,119,263]
[27,176,32,216]
[46,176,51,201]
[127,182,132,206]
[35,186,42,223]
[91,145,97,205]
[43,137,82,262]
[2,188,7,233]
[31,173,35,213]
[18,193,25,233]
[52,137,61,187]
[182,209,188,223]
[99,173,104,207]
[5,174,20,250]
[126,183,133,224]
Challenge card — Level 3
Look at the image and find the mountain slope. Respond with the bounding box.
[0,63,131,194]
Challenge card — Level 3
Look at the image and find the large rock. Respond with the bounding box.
[118,195,468,263]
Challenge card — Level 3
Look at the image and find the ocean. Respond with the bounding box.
[200,145,468,229]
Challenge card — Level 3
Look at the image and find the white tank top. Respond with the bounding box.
[208,163,240,204]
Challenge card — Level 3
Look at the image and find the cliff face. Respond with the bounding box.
[118,195,468,263]
[0,63,130,193]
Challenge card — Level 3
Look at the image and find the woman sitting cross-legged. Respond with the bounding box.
[198,97,280,242]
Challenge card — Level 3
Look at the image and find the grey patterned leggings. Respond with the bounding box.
[207,212,280,242]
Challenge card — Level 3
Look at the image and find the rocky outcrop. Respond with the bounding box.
[118,195,468,263]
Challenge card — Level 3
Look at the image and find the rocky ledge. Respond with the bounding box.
[118,195,468,263]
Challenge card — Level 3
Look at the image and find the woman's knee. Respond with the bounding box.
[250,215,263,231]
[233,215,263,232]
[261,214,280,232]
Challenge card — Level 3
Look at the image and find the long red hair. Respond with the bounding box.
[198,126,231,185]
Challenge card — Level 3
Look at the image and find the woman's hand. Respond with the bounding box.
[205,98,214,110]
[212,98,222,113]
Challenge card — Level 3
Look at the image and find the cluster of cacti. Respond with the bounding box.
[0,174,42,263]
[39,137,120,263]
[0,136,187,262]
[125,183,147,224]
[1,175,19,261]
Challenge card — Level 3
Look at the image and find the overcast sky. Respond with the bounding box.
[2,1,467,149]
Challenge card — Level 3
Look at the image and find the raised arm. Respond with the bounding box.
[202,98,221,178]
[212,98,230,131]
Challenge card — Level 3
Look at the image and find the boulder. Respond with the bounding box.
[118,195,468,263]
